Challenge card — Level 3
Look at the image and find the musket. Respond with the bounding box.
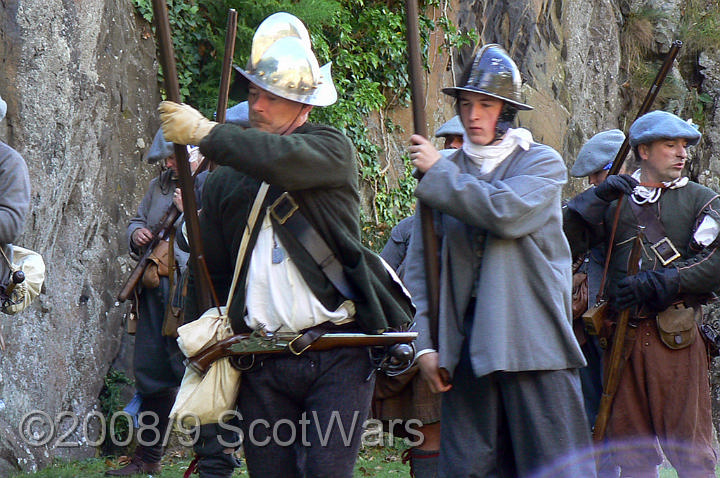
[151,0,215,311]
[186,330,418,375]
[214,9,237,125]
[405,0,441,348]
[593,232,643,442]
[117,151,214,303]
[583,41,682,331]
[607,40,682,177]
[117,204,181,302]
[189,9,237,176]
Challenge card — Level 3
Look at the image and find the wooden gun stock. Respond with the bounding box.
[187,331,418,375]
[593,233,643,443]
[117,250,151,303]
[117,205,181,302]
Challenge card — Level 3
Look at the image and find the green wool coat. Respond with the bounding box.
[185,122,413,334]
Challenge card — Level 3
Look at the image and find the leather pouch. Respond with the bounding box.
[656,303,698,350]
[141,240,170,288]
[572,272,589,320]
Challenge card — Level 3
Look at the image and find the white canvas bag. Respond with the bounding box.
[170,182,269,427]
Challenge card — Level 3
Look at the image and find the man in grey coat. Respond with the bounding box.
[0,93,31,303]
[404,44,595,477]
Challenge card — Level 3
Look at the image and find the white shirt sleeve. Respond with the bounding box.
[694,215,720,247]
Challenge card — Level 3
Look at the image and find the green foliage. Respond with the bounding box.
[679,0,720,56]
[435,13,478,56]
[689,90,714,128]
[98,369,134,446]
[11,438,410,477]
[131,0,462,243]
[627,59,685,106]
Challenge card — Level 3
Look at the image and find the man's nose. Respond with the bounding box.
[252,95,267,112]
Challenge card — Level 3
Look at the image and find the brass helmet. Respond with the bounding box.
[442,44,532,110]
[237,12,337,107]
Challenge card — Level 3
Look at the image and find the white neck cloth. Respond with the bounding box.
[630,169,689,204]
[462,127,533,174]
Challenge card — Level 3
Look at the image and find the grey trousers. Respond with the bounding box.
[237,347,375,478]
[439,351,596,478]
[134,279,185,395]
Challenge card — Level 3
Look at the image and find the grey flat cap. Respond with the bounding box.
[629,110,701,147]
[570,129,625,177]
[226,101,249,127]
[0,94,6,122]
[144,128,175,164]
[434,115,464,138]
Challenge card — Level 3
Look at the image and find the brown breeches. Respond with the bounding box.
[606,320,716,477]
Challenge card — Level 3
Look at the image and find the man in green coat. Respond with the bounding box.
[159,12,412,478]
[565,110,719,477]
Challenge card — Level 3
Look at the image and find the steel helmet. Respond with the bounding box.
[442,44,532,110]
[236,12,337,107]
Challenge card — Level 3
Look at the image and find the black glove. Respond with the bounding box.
[594,174,639,202]
[613,268,680,311]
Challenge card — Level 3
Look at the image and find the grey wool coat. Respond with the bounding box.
[404,145,586,378]
[0,142,30,287]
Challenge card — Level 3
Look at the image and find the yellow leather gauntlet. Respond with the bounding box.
[158,101,218,145]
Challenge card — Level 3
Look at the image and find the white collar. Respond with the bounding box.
[630,169,689,204]
[462,128,533,174]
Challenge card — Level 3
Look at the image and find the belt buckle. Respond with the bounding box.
[650,237,681,266]
[269,192,299,225]
[288,334,311,355]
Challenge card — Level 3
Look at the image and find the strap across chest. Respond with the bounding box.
[627,199,680,266]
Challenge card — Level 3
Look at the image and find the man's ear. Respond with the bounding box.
[637,143,650,161]
[301,105,313,121]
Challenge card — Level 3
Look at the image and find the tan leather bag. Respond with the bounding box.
[656,303,699,350]
[572,272,589,320]
[141,240,171,288]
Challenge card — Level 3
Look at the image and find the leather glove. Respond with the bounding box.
[613,268,680,311]
[594,174,638,202]
[158,101,217,145]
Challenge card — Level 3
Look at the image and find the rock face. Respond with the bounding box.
[0,0,719,473]
[0,0,160,472]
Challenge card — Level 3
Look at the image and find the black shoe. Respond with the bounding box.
[105,455,162,476]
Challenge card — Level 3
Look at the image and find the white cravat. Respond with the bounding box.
[629,169,719,246]
[462,128,533,174]
[630,169,688,204]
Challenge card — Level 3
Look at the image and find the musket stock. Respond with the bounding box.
[187,331,418,375]
[593,233,643,442]
[117,205,181,302]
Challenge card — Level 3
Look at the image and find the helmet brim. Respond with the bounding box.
[442,86,533,111]
[237,62,337,107]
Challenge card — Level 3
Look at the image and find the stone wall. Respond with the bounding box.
[0,0,160,473]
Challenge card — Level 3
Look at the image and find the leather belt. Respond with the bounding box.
[288,322,361,355]
[268,192,360,301]
[628,200,680,265]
